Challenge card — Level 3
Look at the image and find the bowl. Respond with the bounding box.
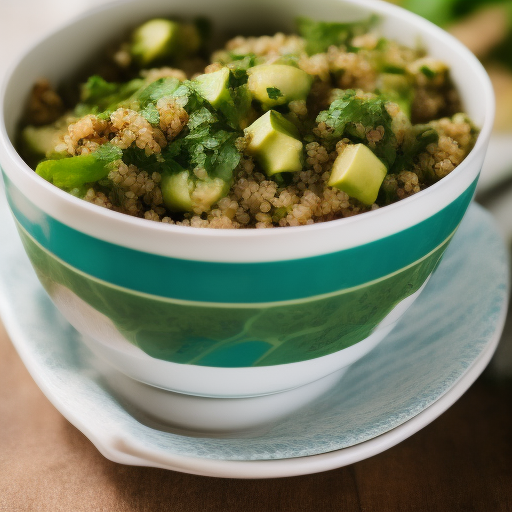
[0,0,494,399]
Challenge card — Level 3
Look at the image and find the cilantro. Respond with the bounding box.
[170,82,208,113]
[316,90,397,167]
[140,103,160,125]
[390,126,439,175]
[187,107,217,130]
[382,64,406,75]
[162,92,242,184]
[420,65,437,79]
[80,76,118,104]
[76,76,144,116]
[135,77,181,108]
[167,127,240,182]
[296,15,379,55]
[267,87,283,100]
[221,84,252,129]
[95,143,123,162]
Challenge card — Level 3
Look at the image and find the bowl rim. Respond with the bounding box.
[0,0,495,242]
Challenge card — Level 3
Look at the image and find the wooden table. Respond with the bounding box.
[1,308,511,512]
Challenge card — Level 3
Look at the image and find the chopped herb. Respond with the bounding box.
[420,65,437,79]
[75,76,144,116]
[267,87,283,100]
[140,103,160,125]
[382,64,406,75]
[135,77,181,108]
[316,90,397,167]
[296,15,379,55]
[390,125,439,175]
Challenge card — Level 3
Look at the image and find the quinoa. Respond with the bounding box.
[20,16,478,228]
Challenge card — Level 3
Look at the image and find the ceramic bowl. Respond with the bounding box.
[0,0,494,398]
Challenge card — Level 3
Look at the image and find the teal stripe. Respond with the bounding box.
[3,172,476,303]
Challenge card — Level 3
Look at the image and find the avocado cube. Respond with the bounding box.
[131,19,180,66]
[35,144,122,191]
[193,67,231,108]
[21,125,63,160]
[244,110,303,176]
[328,144,387,205]
[247,64,313,108]
[161,170,229,212]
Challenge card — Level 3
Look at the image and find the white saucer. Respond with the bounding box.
[0,190,508,478]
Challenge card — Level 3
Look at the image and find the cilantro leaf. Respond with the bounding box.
[390,125,439,175]
[296,15,379,55]
[420,65,437,79]
[140,103,160,125]
[267,87,283,100]
[76,76,144,116]
[316,90,397,167]
[134,77,181,108]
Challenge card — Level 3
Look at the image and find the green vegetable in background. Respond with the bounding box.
[402,0,511,27]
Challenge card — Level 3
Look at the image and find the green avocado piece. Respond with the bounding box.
[161,170,229,212]
[21,125,64,161]
[247,64,313,108]
[244,110,303,176]
[328,143,387,205]
[161,170,194,211]
[35,144,122,191]
[130,19,201,67]
[193,67,231,108]
[131,19,180,66]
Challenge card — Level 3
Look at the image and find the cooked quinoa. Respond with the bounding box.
[19,16,478,229]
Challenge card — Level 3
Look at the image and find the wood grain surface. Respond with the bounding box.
[1,316,511,512]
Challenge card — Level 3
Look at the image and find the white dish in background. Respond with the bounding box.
[0,189,507,478]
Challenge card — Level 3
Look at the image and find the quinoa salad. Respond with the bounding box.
[19,16,478,228]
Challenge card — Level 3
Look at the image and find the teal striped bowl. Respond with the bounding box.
[0,0,494,397]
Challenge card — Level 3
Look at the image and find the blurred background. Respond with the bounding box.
[0,0,511,378]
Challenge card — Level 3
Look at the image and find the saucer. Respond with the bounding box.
[0,189,508,478]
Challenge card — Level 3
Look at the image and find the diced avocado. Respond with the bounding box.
[161,170,194,211]
[328,143,387,205]
[161,170,229,212]
[244,110,303,176]
[35,144,122,191]
[21,125,64,160]
[191,178,230,211]
[193,67,231,108]
[247,65,313,108]
[130,19,201,67]
[131,19,180,66]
